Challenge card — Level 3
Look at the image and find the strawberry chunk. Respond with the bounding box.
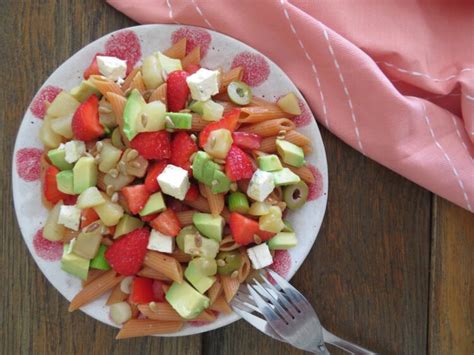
[184,183,199,202]
[130,131,171,160]
[105,228,150,276]
[151,280,166,302]
[130,277,155,304]
[150,209,181,237]
[232,132,262,150]
[80,208,100,229]
[229,212,274,246]
[225,145,255,181]
[166,70,190,112]
[71,94,104,141]
[140,212,159,222]
[83,53,104,79]
[199,108,240,147]
[121,184,150,215]
[43,165,69,204]
[145,161,168,193]
[170,132,198,172]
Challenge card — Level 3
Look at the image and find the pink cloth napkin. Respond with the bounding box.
[107,0,474,212]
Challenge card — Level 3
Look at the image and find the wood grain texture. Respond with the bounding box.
[429,197,474,355]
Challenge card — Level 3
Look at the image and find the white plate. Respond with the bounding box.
[12,24,328,336]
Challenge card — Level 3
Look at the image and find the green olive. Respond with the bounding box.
[283,181,309,210]
[216,251,242,275]
[176,225,198,251]
[227,81,252,106]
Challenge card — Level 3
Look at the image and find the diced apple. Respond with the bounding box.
[135,101,166,133]
[142,54,163,90]
[203,129,233,159]
[202,100,224,122]
[277,93,301,115]
[93,193,124,226]
[98,141,122,173]
[50,114,74,139]
[43,202,66,241]
[77,186,106,209]
[39,117,63,149]
[98,172,135,193]
[46,91,80,118]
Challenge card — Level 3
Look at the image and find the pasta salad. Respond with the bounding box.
[38,38,315,339]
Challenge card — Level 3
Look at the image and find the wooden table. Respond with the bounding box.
[1,1,472,354]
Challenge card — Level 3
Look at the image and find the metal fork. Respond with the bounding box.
[232,270,378,354]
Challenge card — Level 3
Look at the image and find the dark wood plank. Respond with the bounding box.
[203,128,432,355]
[429,197,474,355]
[0,1,202,354]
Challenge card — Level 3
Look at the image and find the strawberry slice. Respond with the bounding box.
[150,209,181,237]
[105,228,150,276]
[166,70,190,112]
[170,132,198,172]
[130,277,155,304]
[71,94,104,141]
[80,208,100,229]
[199,108,240,147]
[130,131,171,160]
[144,160,168,193]
[83,53,104,79]
[43,165,69,204]
[229,212,274,245]
[225,145,255,181]
[232,132,262,150]
[184,183,199,202]
[140,212,159,222]
[121,184,150,215]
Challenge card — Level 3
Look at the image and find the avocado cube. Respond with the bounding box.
[185,262,216,294]
[70,230,102,259]
[61,244,90,280]
[123,89,146,141]
[165,112,192,129]
[191,151,211,181]
[176,225,198,251]
[56,170,74,194]
[114,214,144,239]
[202,100,224,122]
[73,157,97,194]
[201,161,220,186]
[267,232,297,250]
[48,147,74,171]
[139,192,166,216]
[192,213,224,242]
[272,168,301,186]
[165,281,210,320]
[183,233,219,259]
[275,139,305,168]
[90,245,111,270]
[70,80,101,102]
[211,169,231,194]
[258,154,283,172]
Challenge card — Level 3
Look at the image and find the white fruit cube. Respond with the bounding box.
[157,164,190,201]
[247,243,273,270]
[147,229,175,254]
[58,205,82,231]
[247,169,275,202]
[96,56,127,82]
[186,68,220,102]
[64,140,86,163]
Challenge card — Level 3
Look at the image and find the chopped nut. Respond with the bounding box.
[109,168,119,178]
[106,184,115,196]
[194,235,202,247]
[190,134,197,142]
[149,301,159,312]
[216,259,226,267]
[140,113,148,128]
[230,183,238,192]
[253,234,262,245]
[210,136,217,149]
[126,149,139,162]
[118,161,127,174]
[211,180,219,187]
[100,225,109,235]
[120,276,133,294]
[165,116,175,128]
[111,192,119,203]
[131,161,141,168]
[84,222,100,233]
[94,154,101,162]
[166,128,175,133]
[277,130,286,140]
[230,270,239,279]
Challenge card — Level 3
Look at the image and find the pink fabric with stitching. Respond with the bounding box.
[107,0,474,211]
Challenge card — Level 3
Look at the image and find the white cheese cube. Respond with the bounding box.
[247,169,275,202]
[186,68,220,101]
[64,140,86,163]
[147,229,175,254]
[57,205,81,231]
[157,164,190,201]
[96,56,127,82]
[247,243,273,270]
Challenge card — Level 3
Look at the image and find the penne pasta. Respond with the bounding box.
[190,114,210,131]
[121,67,140,92]
[216,100,238,114]
[106,283,128,305]
[239,118,295,137]
[116,319,184,339]
[238,249,251,283]
[69,270,124,311]
[138,303,217,322]
[176,210,196,226]
[207,278,223,305]
[284,164,316,184]
[203,185,225,216]
[128,71,147,96]
[82,269,107,287]
[219,235,240,251]
[259,136,312,154]
[143,251,183,283]
[128,300,139,319]
[239,106,288,124]
[163,38,187,59]
[171,249,192,263]
[184,195,211,213]
[105,92,126,128]
[220,275,240,303]
[181,45,201,69]
[148,83,167,104]
[285,130,312,147]
[209,295,233,315]
[137,267,172,281]
[219,66,244,92]
[89,75,123,97]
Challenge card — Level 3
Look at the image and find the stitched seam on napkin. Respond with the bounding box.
[450,115,474,164]
[378,62,474,83]
[166,0,180,24]
[190,0,214,29]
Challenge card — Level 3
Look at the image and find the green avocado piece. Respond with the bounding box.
[272,168,301,186]
[191,151,211,181]
[267,232,297,250]
[123,89,146,141]
[275,139,305,168]
[56,170,74,194]
[114,214,144,239]
[139,192,166,216]
[70,230,102,259]
[90,244,111,270]
[188,100,204,114]
[211,169,230,194]
[165,280,210,320]
[202,161,220,186]
[192,213,224,242]
[176,225,198,251]
[48,147,74,170]
[70,80,102,102]
[258,154,283,172]
[61,244,90,280]
[183,233,219,259]
[165,112,193,129]
[185,261,216,294]
[73,156,97,194]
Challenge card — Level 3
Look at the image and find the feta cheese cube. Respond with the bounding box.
[57,205,81,231]
[157,164,190,201]
[247,169,275,202]
[247,243,273,270]
[147,230,175,254]
[64,140,86,163]
[186,68,220,101]
[96,56,127,82]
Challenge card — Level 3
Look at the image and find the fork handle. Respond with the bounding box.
[322,329,378,354]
